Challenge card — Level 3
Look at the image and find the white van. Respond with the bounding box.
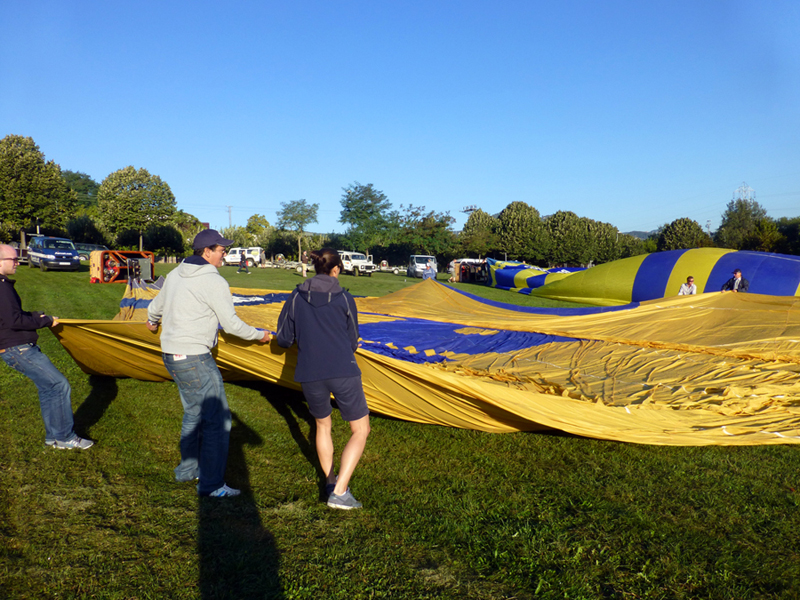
[407,255,437,278]
[27,236,81,272]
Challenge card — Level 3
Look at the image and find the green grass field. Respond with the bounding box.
[1,263,799,599]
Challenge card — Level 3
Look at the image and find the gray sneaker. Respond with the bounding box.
[327,490,362,510]
[52,437,94,450]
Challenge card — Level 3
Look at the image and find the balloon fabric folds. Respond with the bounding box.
[53,278,800,446]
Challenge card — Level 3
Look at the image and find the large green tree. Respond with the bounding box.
[97,166,176,250]
[66,215,107,245]
[460,209,499,258]
[657,217,713,251]
[714,198,768,249]
[0,134,77,242]
[741,217,782,252]
[220,226,251,248]
[589,219,622,264]
[776,217,800,256]
[399,205,456,256]
[496,201,549,263]
[544,211,595,266]
[339,182,395,256]
[245,214,273,248]
[143,224,185,255]
[617,233,648,258]
[276,199,318,260]
[172,210,204,252]
[62,170,100,209]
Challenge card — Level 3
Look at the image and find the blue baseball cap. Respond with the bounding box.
[192,229,233,250]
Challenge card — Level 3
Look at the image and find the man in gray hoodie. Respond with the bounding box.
[147,229,270,497]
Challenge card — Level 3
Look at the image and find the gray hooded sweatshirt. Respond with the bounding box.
[147,257,263,355]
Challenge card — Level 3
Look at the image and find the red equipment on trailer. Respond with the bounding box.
[89,250,155,283]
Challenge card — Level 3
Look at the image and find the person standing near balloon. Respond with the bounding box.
[147,229,270,497]
[276,247,370,510]
[0,244,93,450]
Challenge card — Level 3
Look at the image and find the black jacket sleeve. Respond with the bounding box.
[0,282,53,331]
[344,292,359,353]
[275,292,297,348]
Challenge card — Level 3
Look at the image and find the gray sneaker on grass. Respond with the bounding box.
[49,437,94,450]
[327,490,362,510]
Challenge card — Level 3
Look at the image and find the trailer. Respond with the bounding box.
[89,250,155,283]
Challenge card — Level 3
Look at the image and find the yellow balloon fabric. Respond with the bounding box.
[53,280,800,446]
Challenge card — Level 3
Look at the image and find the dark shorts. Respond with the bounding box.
[301,376,369,422]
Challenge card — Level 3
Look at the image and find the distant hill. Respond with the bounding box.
[623,230,656,240]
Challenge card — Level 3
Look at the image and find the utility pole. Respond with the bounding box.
[733,182,756,201]
[226,206,232,228]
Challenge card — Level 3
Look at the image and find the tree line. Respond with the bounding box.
[0,135,200,255]
[2,134,798,266]
[455,196,800,266]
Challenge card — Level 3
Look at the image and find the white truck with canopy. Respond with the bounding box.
[223,247,262,268]
[338,251,376,276]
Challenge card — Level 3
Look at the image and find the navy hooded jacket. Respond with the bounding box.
[275,274,361,383]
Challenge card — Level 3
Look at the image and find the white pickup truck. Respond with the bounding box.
[223,247,262,268]
[338,251,376,277]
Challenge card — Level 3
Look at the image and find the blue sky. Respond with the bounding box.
[2,0,798,235]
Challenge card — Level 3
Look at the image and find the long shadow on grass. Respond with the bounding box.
[72,375,118,439]
[240,381,328,498]
[198,411,283,599]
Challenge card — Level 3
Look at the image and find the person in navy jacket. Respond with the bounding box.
[721,269,749,293]
[276,248,370,510]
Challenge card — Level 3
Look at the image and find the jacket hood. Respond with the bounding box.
[177,256,219,279]
[296,274,345,307]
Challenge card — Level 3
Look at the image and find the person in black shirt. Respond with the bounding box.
[0,244,93,450]
[721,269,749,293]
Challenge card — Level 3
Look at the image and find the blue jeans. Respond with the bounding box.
[1,343,76,443]
[163,353,231,495]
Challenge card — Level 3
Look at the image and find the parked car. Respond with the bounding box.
[223,247,262,268]
[74,243,109,261]
[27,236,81,272]
[407,255,437,278]
[338,251,376,276]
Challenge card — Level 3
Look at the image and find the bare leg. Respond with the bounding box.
[315,416,336,485]
[333,415,370,495]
